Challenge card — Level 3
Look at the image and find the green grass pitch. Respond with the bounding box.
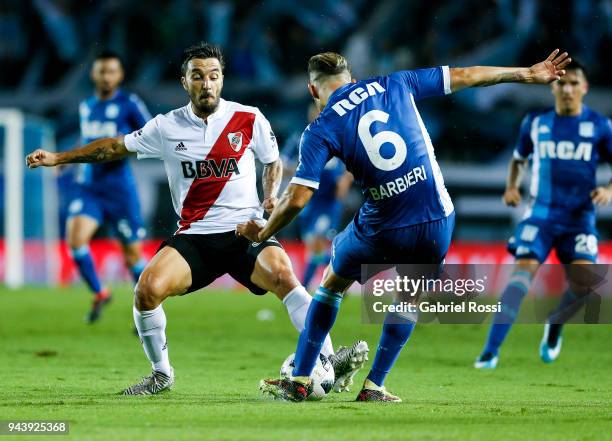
[1,285,611,441]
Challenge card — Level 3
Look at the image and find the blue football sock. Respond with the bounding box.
[367,311,416,387]
[302,253,330,288]
[302,260,318,289]
[71,245,102,294]
[546,288,587,345]
[292,286,343,377]
[483,270,532,356]
[548,288,585,323]
[130,258,147,284]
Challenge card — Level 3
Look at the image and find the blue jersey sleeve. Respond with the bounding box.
[290,128,332,189]
[128,93,152,130]
[390,66,451,100]
[514,114,535,160]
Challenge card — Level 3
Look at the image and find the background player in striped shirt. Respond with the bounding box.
[475,62,612,369]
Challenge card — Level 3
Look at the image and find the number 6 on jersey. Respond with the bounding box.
[358,110,407,171]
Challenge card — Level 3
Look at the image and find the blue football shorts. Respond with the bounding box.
[507,217,598,263]
[331,212,455,282]
[67,184,146,244]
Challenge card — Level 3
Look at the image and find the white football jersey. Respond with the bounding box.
[124,98,279,234]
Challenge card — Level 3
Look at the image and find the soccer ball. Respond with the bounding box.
[280,353,334,401]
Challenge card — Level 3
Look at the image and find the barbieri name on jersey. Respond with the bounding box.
[368,165,428,201]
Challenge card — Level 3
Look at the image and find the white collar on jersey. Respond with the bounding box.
[186,98,227,126]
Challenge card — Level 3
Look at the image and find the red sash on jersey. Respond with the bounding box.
[177,111,256,232]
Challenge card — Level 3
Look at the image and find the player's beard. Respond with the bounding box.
[195,94,220,115]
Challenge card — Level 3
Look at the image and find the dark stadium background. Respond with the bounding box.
[0,0,610,284]
[1,4,612,440]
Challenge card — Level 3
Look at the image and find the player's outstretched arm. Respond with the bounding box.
[503,158,528,207]
[450,49,571,93]
[237,183,314,243]
[26,136,130,169]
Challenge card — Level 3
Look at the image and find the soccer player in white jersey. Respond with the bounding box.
[26,43,368,395]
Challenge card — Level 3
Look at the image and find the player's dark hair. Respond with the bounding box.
[565,60,587,78]
[181,42,225,75]
[94,50,123,65]
[308,52,351,81]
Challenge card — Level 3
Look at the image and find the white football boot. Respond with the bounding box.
[329,340,369,392]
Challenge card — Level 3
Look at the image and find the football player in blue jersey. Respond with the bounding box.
[238,49,571,401]
[67,51,152,323]
[475,62,612,369]
[282,104,354,289]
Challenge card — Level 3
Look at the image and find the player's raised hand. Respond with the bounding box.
[528,49,571,84]
[25,149,59,169]
[262,197,278,214]
[503,187,522,207]
[591,186,612,206]
[236,219,264,243]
